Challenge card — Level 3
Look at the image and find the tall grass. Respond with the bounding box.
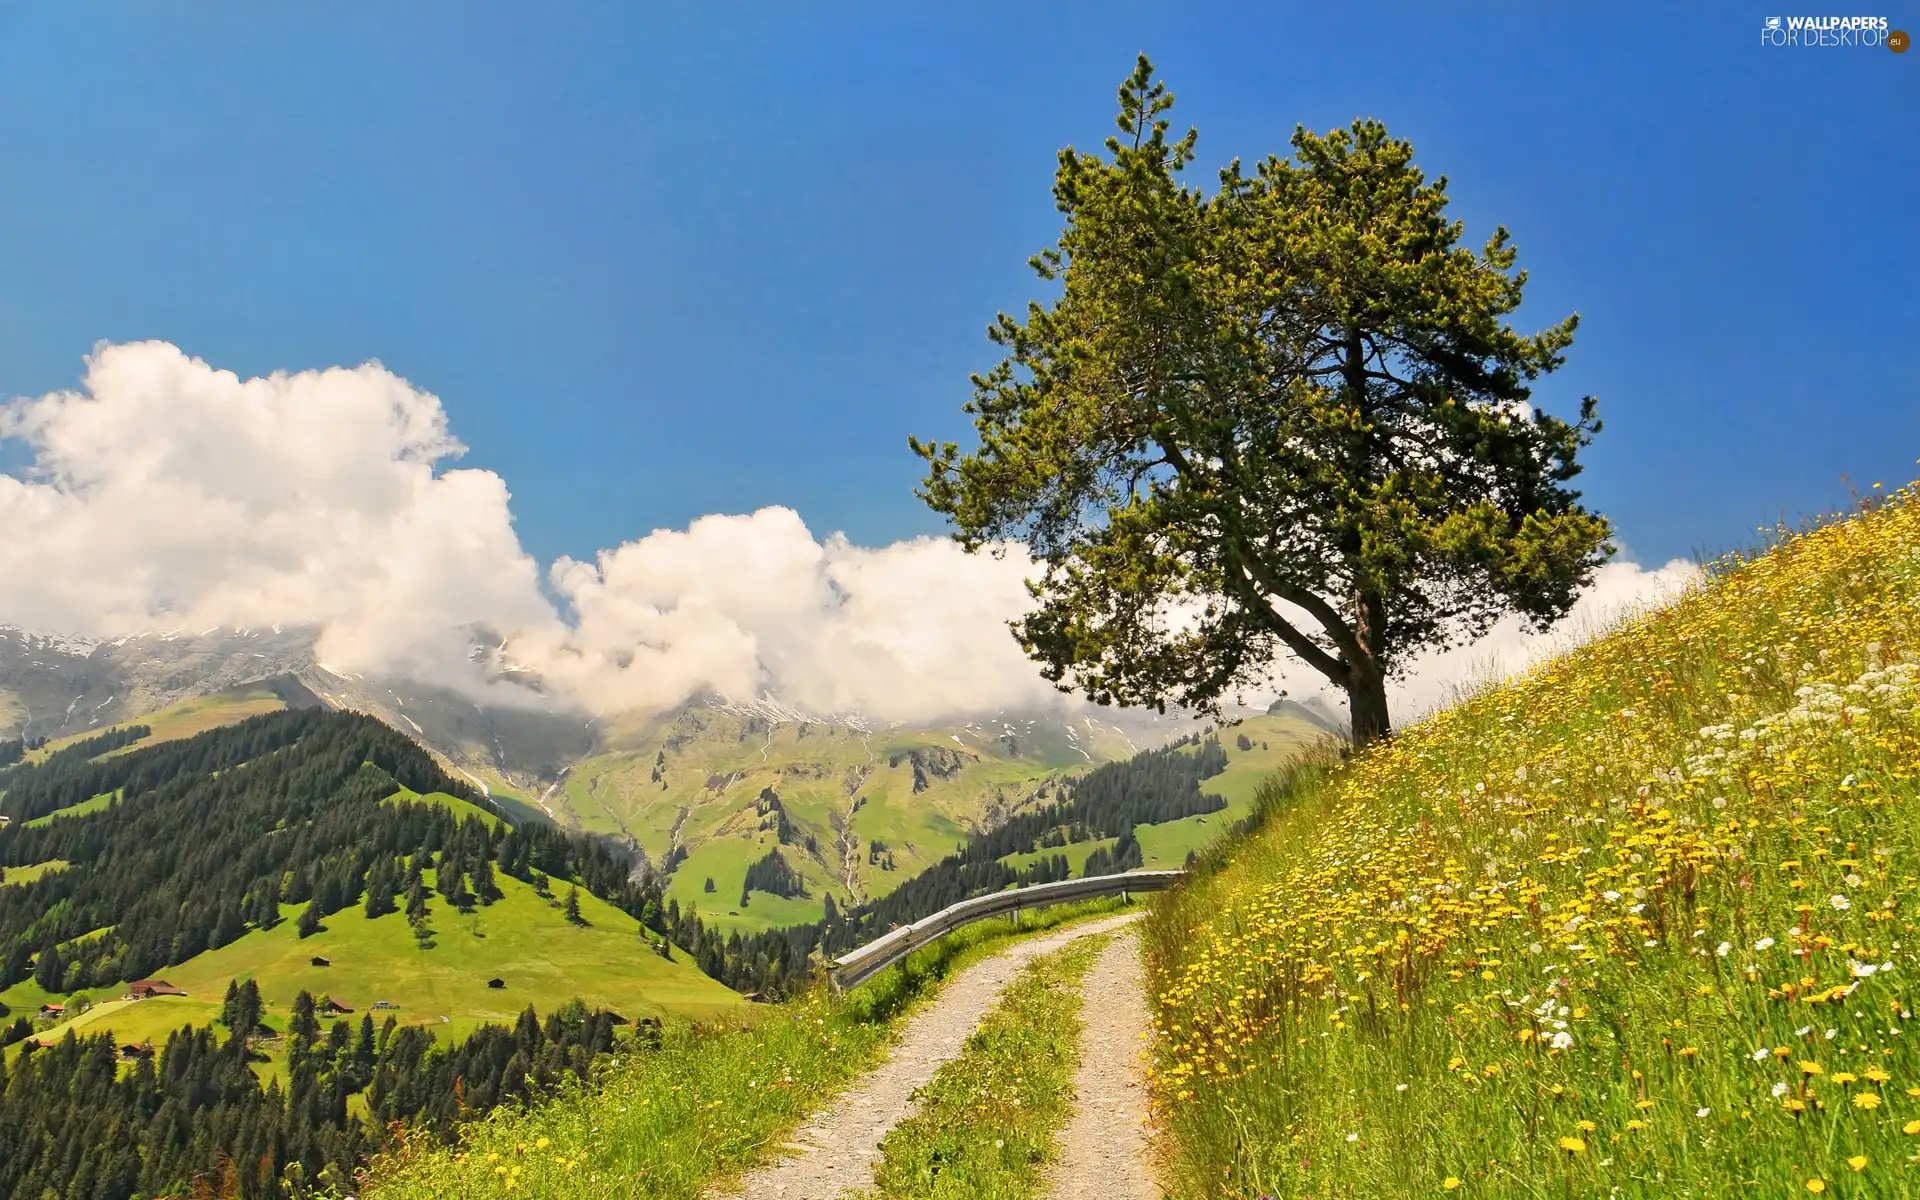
[1145,482,1920,1197]
[360,897,1128,1199]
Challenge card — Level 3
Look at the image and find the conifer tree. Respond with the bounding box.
[912,56,1611,745]
[443,868,474,913]
[469,857,500,905]
[33,940,61,993]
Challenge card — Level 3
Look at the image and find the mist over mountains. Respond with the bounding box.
[0,341,1699,753]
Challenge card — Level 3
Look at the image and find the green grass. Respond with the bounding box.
[362,898,1133,1200]
[13,866,740,1075]
[870,931,1112,1199]
[990,715,1332,881]
[26,684,289,763]
[23,790,117,827]
[0,859,69,888]
[542,704,1312,934]
[383,785,506,828]
[1146,486,1920,1198]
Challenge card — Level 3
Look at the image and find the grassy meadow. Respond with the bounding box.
[22,682,290,764]
[1145,481,1920,1197]
[5,860,739,1077]
[360,898,1131,1200]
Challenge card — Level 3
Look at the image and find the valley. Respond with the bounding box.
[0,622,1337,937]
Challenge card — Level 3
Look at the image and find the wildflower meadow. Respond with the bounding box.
[1144,479,1920,1197]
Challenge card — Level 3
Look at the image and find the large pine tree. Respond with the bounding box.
[913,56,1611,744]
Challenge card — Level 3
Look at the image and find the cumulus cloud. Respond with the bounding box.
[0,341,554,680]
[1261,558,1703,724]
[520,513,1062,721]
[0,341,1697,727]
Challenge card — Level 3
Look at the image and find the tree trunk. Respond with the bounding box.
[1345,671,1391,747]
[1347,582,1392,746]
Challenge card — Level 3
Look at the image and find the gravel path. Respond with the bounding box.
[1046,930,1162,1200]
[715,911,1143,1200]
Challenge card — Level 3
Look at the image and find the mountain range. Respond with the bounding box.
[0,624,1337,932]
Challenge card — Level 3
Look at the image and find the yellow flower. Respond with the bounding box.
[1557,1136,1586,1154]
[1905,1119,1920,1135]
[1831,1072,1858,1085]
[1848,1156,1869,1171]
[1865,1066,1891,1082]
[536,1137,550,1150]
[1625,1120,1647,1131]
[1854,1091,1882,1110]
[1635,1099,1655,1111]
[1576,1119,1597,1132]
[1801,1061,1825,1076]
[1443,1179,1461,1191]
[1807,1181,1826,1194]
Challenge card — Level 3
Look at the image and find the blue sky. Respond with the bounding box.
[0,3,1913,570]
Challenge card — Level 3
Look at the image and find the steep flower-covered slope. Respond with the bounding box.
[1146,481,1920,1197]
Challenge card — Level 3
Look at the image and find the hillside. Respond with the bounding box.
[556,700,1222,934]
[0,709,736,1055]
[21,863,735,1069]
[0,705,743,1199]
[0,624,1241,929]
[1144,488,1920,1196]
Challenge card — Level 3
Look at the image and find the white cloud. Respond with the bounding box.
[526,513,1059,721]
[0,341,1698,729]
[0,341,553,681]
[1262,558,1703,726]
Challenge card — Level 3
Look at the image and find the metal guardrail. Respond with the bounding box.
[827,869,1187,991]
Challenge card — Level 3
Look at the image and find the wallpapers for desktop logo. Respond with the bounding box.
[1760,14,1907,49]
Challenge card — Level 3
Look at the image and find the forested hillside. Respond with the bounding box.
[0,708,731,1200]
[0,710,664,994]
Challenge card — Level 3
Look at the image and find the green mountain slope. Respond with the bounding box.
[0,710,738,1068]
[24,864,736,1074]
[540,701,1207,933]
[1146,488,1920,1197]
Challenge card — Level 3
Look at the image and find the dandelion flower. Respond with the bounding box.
[1557,1136,1586,1154]
[1855,1092,1882,1110]
[1848,1156,1869,1171]
[1443,1179,1461,1191]
[1807,1181,1826,1194]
